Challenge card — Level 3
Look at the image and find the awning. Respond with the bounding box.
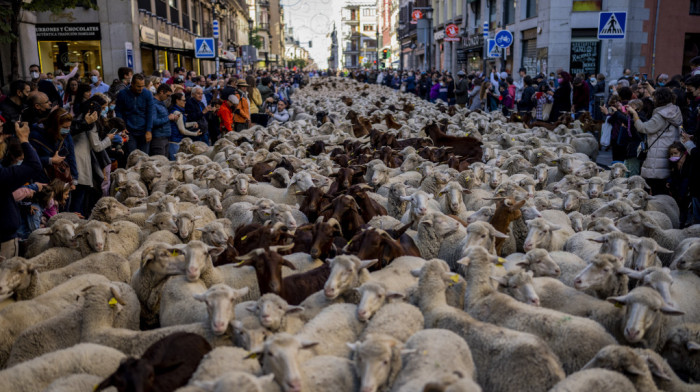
[139,41,194,57]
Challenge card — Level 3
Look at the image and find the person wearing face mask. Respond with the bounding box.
[89,70,110,95]
[21,92,54,125]
[0,80,31,122]
[684,75,700,136]
[666,142,690,225]
[549,72,572,123]
[28,108,78,187]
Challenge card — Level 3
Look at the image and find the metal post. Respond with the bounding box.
[651,0,661,78]
[213,5,219,75]
[607,39,611,81]
[483,20,489,74]
[376,28,380,71]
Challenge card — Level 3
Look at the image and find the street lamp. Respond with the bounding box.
[210,0,219,76]
[398,22,405,71]
[426,8,433,72]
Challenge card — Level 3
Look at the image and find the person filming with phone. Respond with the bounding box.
[0,119,42,258]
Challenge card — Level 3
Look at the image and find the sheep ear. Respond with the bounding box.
[399,195,413,201]
[386,291,405,300]
[207,246,225,257]
[656,246,673,255]
[687,341,700,352]
[644,355,673,381]
[244,347,264,360]
[246,303,258,313]
[401,348,417,355]
[300,340,319,350]
[660,304,685,315]
[193,293,207,302]
[617,267,645,280]
[606,294,629,306]
[548,224,563,231]
[515,261,530,268]
[285,305,304,314]
[588,236,606,243]
[359,259,379,270]
[195,227,206,232]
[491,228,509,239]
[233,287,250,299]
[346,341,360,352]
[642,221,657,229]
[491,276,509,287]
[410,268,422,277]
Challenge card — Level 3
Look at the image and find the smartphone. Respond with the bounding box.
[642,74,648,82]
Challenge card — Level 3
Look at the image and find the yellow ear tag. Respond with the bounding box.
[247,352,258,359]
[450,274,459,283]
[108,297,118,307]
[268,172,273,175]
[171,250,179,257]
[347,239,352,245]
[614,303,623,308]
[465,177,470,181]
[241,236,247,241]
[537,153,542,157]
[93,384,99,392]
[496,257,506,267]
[511,138,515,141]
[465,132,470,137]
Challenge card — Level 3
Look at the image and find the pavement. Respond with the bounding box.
[596,148,613,168]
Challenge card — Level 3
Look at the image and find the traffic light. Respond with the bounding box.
[382,49,388,59]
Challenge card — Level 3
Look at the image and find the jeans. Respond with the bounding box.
[168,142,180,161]
[125,133,150,155]
[150,137,169,157]
[692,197,700,225]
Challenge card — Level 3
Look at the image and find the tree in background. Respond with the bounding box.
[0,0,97,81]
[248,28,263,50]
[288,58,308,70]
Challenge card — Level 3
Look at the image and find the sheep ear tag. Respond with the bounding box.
[614,302,623,308]
[496,258,506,268]
[108,297,118,307]
[449,274,459,283]
[171,250,179,257]
[241,236,247,241]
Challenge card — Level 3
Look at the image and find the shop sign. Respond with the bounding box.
[434,30,445,40]
[158,32,172,47]
[36,23,101,40]
[570,40,600,76]
[411,10,423,24]
[172,37,184,49]
[445,24,460,41]
[140,26,157,45]
[463,35,483,48]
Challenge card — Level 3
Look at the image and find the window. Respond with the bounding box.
[489,0,497,24]
[526,0,537,18]
[156,0,167,18]
[363,24,375,31]
[504,0,515,25]
[572,0,601,11]
[692,0,700,15]
[169,0,177,8]
[138,0,151,11]
[362,9,374,16]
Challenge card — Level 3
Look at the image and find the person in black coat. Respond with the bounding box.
[0,121,43,258]
[550,71,572,122]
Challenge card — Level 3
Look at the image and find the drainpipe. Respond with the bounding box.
[651,0,660,78]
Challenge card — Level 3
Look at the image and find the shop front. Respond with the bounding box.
[461,35,483,73]
[570,29,600,76]
[521,28,537,76]
[140,26,157,75]
[36,23,102,79]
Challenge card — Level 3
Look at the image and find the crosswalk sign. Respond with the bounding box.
[598,12,626,39]
[487,39,500,58]
[195,38,216,58]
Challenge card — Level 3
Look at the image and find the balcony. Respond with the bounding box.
[345,46,360,54]
[342,17,359,25]
[258,22,270,31]
[258,0,270,8]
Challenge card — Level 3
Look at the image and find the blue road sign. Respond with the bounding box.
[598,12,626,39]
[213,20,219,39]
[126,49,133,68]
[483,22,489,38]
[487,39,500,58]
[195,38,216,58]
[495,30,513,48]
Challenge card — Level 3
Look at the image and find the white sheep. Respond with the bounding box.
[400,190,441,230]
[523,217,575,252]
[23,219,78,258]
[355,282,424,342]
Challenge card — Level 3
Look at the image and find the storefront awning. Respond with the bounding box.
[140,42,195,57]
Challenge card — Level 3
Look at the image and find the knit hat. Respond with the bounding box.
[228,95,239,105]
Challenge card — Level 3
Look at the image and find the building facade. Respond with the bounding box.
[396,0,699,80]
[5,0,252,83]
[340,0,379,69]
[250,0,286,69]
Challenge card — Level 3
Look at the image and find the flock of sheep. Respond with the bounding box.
[0,77,699,392]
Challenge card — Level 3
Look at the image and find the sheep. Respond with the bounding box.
[412,258,566,391]
[0,274,110,367]
[23,219,78,258]
[523,217,575,252]
[74,219,114,256]
[400,190,441,230]
[633,348,700,392]
[348,330,479,392]
[114,178,148,202]
[661,323,700,383]
[158,276,208,327]
[672,242,700,275]
[0,343,125,392]
[568,211,586,232]
[549,369,637,392]
[616,213,694,264]
[103,220,142,258]
[170,183,201,203]
[248,333,359,392]
[188,372,278,392]
[607,286,685,351]
[503,248,562,277]
[627,188,681,229]
[581,345,660,392]
[629,238,673,271]
[386,182,409,219]
[240,293,305,336]
[197,219,232,248]
[247,171,316,205]
[573,253,629,299]
[564,230,633,264]
[459,246,618,374]
[127,229,182,274]
[187,347,262,384]
[225,199,276,232]
[437,181,471,222]
[95,332,212,392]
[0,253,130,301]
[197,188,224,216]
[5,281,139,368]
[355,282,424,342]
[292,303,364,363]
[90,197,130,223]
[437,220,507,270]
[492,269,541,306]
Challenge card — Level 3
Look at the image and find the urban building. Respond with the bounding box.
[4,0,251,83]
[340,0,379,69]
[380,0,400,69]
[328,22,339,70]
[396,0,699,80]
[250,0,286,68]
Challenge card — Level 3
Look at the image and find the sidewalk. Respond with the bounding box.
[596,148,613,168]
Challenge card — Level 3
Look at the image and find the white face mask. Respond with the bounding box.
[31,72,39,79]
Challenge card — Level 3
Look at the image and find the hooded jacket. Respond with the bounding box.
[634,103,683,179]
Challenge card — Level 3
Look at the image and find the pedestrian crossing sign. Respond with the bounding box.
[487,39,500,58]
[195,38,216,58]
[598,12,626,39]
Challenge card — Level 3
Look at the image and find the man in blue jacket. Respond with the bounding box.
[150,84,177,157]
[0,121,43,258]
[115,74,153,154]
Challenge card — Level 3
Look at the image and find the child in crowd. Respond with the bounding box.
[667,142,691,227]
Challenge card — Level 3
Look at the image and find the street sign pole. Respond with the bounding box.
[213,18,220,75]
[482,21,488,75]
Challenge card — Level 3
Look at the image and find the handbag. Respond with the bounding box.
[637,122,672,162]
[30,137,73,184]
[600,118,612,147]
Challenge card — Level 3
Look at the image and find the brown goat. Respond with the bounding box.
[232,222,293,257]
[346,184,388,222]
[488,197,526,256]
[236,244,330,305]
[343,227,420,270]
[424,122,483,163]
[328,167,356,196]
[213,236,238,266]
[298,187,331,223]
[320,194,366,240]
[384,113,402,130]
[345,110,371,138]
[292,217,343,259]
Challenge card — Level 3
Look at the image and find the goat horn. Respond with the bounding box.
[269,243,295,253]
[236,248,267,261]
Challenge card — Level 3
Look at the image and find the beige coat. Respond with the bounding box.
[634,103,682,179]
